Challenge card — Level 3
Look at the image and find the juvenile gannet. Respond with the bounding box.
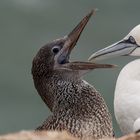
[32,11,114,139]
[88,24,140,135]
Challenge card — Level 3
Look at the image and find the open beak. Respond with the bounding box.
[55,10,115,72]
[88,39,138,62]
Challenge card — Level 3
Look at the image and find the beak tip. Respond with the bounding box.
[113,64,118,68]
[88,57,93,62]
[88,8,97,18]
[88,54,97,62]
[102,64,118,69]
[111,64,118,68]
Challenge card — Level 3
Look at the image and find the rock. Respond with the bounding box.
[0,130,139,140]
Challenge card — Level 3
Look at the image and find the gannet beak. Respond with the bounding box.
[88,37,139,62]
[56,10,95,65]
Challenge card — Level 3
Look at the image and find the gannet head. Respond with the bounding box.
[88,24,140,61]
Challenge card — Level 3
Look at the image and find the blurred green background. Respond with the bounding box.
[0,0,139,137]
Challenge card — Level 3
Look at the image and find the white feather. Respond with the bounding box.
[114,59,140,134]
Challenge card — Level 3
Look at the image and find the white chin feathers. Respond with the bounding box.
[130,47,140,56]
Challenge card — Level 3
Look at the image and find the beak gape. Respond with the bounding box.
[55,10,115,72]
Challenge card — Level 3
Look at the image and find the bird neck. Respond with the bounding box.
[32,70,105,119]
[33,70,82,111]
[114,59,140,104]
[119,59,140,80]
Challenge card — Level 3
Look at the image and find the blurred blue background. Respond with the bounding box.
[0,0,140,137]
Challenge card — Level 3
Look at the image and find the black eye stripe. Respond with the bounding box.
[125,36,136,44]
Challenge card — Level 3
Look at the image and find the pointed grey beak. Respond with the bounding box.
[88,39,138,62]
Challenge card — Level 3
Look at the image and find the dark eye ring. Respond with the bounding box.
[129,36,136,44]
[52,46,60,54]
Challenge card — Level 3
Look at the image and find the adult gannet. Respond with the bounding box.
[88,24,140,135]
[32,11,114,139]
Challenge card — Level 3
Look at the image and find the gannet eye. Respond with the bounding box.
[128,36,136,44]
[51,46,60,54]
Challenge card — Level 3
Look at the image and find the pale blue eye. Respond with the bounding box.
[129,36,136,44]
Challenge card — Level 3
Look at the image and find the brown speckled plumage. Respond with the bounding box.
[32,10,114,140]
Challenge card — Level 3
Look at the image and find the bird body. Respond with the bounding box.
[35,74,113,139]
[32,11,114,139]
[88,24,140,134]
